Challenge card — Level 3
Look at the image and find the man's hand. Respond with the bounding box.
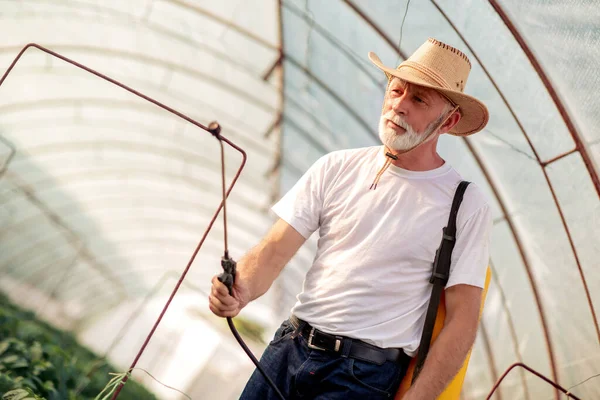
[209,275,251,318]
[208,218,306,318]
[404,284,483,400]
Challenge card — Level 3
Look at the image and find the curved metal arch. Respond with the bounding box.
[0,172,128,299]
[281,0,382,86]
[0,45,277,114]
[2,117,271,165]
[42,172,256,210]
[0,170,265,230]
[488,259,531,399]
[14,238,226,302]
[0,136,16,179]
[0,215,255,297]
[0,79,335,169]
[0,97,318,209]
[122,0,378,139]
[341,0,408,60]
[167,0,279,50]
[2,190,267,238]
[58,245,305,322]
[487,0,600,197]
[0,44,251,391]
[8,140,268,193]
[463,137,560,390]
[2,6,370,142]
[7,234,308,327]
[0,119,262,209]
[0,200,266,256]
[282,116,329,155]
[280,101,342,151]
[2,226,250,328]
[1,3,357,147]
[283,58,374,137]
[21,0,278,51]
[1,235,79,277]
[12,110,326,178]
[0,202,264,269]
[58,250,232,310]
[478,320,503,400]
[0,97,272,156]
[0,192,262,246]
[99,269,210,358]
[2,243,112,294]
[431,1,600,353]
[0,217,230,287]
[0,172,263,238]
[2,158,264,310]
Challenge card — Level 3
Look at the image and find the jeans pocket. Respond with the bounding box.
[269,319,295,345]
[348,358,401,397]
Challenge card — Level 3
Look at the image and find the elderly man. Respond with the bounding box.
[210,38,491,400]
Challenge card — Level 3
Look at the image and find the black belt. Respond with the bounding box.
[289,315,410,366]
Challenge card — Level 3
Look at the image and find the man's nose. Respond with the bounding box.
[391,92,409,115]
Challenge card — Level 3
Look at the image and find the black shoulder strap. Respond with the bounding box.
[412,181,470,382]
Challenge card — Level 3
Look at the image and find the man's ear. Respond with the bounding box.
[441,110,461,134]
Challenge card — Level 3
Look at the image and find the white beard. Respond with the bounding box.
[378,111,447,152]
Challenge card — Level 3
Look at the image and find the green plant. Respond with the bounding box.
[0,293,157,400]
[2,388,44,400]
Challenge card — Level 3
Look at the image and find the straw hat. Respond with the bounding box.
[369,38,488,136]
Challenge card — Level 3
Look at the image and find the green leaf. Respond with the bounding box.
[0,295,157,400]
[41,381,54,393]
[0,341,10,357]
[32,361,52,376]
[1,389,35,400]
[1,355,29,370]
[11,359,30,369]
[29,343,43,363]
[0,374,18,394]
[1,355,20,364]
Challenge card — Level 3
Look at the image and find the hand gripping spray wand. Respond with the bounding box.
[212,121,287,400]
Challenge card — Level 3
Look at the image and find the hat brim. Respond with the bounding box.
[369,52,489,136]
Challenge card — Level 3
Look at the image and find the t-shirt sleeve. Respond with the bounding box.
[271,155,330,239]
[446,201,492,289]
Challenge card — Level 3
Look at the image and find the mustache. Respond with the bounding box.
[382,113,414,132]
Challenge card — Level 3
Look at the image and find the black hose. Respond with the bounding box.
[226,317,287,400]
[219,264,286,400]
[214,126,286,399]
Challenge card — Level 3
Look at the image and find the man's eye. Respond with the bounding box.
[414,96,424,103]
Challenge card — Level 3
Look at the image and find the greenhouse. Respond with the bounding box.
[0,0,599,399]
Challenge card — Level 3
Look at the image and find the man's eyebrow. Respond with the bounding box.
[412,87,433,100]
[388,81,440,103]
[413,86,442,103]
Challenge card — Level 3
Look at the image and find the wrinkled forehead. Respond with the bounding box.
[387,77,432,96]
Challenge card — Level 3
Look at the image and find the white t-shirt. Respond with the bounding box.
[272,146,491,356]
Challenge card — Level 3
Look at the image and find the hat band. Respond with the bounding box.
[398,62,453,90]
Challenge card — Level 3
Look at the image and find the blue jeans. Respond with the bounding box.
[239,319,410,399]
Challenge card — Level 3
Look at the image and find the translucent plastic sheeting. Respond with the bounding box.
[498,0,600,148]
[1,0,600,399]
[0,1,282,397]
[0,46,264,310]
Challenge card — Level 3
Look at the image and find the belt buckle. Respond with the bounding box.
[307,327,341,352]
